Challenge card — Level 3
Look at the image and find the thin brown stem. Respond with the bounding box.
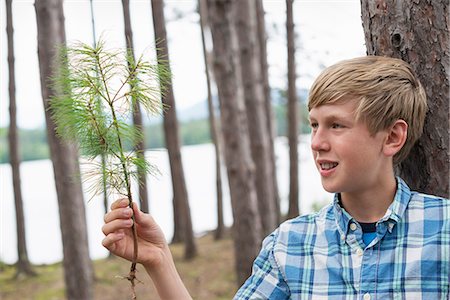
[98,53,140,297]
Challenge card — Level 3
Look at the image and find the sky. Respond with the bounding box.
[0,0,366,129]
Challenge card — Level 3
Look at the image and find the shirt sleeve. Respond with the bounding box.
[233,230,290,300]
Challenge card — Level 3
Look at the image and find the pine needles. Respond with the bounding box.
[50,39,170,299]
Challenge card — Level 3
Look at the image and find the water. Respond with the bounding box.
[0,136,332,264]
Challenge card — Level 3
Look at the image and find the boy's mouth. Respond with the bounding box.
[319,162,338,170]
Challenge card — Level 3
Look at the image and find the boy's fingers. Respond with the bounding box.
[102,219,133,236]
[110,198,129,210]
[102,232,124,249]
[104,207,132,223]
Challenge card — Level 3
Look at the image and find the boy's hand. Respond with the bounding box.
[102,199,168,269]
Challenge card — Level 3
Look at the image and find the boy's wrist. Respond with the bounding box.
[142,245,173,274]
[143,246,192,300]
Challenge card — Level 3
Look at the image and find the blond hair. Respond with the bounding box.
[308,56,427,164]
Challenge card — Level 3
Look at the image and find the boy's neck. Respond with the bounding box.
[339,174,397,223]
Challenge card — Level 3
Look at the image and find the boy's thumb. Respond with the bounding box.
[132,202,144,223]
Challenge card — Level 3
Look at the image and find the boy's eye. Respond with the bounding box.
[310,122,318,129]
[331,123,343,129]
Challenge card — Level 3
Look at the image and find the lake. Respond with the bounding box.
[0,136,332,264]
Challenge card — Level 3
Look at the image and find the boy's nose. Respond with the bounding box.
[311,130,330,152]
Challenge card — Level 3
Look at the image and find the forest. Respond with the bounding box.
[1,0,448,299]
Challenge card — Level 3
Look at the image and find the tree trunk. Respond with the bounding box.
[360,0,449,197]
[35,0,94,299]
[6,0,35,278]
[255,0,281,224]
[151,0,197,259]
[286,0,299,219]
[207,0,263,286]
[121,0,150,213]
[234,0,277,235]
[198,0,225,240]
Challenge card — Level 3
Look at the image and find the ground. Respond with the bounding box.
[0,233,237,300]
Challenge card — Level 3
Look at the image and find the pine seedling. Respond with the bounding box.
[50,39,170,299]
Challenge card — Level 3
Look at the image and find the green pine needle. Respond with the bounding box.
[50,39,169,198]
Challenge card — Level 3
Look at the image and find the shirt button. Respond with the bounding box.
[363,292,371,300]
[350,223,357,231]
[356,248,364,256]
[341,234,346,241]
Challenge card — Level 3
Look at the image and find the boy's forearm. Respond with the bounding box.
[144,247,192,300]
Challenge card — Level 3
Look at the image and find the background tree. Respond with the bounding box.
[198,0,225,240]
[121,0,150,213]
[234,0,277,235]
[360,0,449,197]
[151,0,197,259]
[207,0,263,285]
[255,0,281,223]
[34,0,94,298]
[286,0,299,219]
[6,0,35,278]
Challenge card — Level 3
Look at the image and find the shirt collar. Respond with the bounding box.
[333,177,412,235]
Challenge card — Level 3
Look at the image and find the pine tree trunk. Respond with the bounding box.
[151,0,197,259]
[360,0,449,197]
[234,0,277,235]
[121,0,150,213]
[6,0,35,278]
[35,0,94,298]
[207,0,263,286]
[198,0,225,240]
[286,0,299,219]
[255,0,281,224]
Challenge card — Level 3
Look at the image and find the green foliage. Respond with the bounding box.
[49,39,170,198]
[181,119,211,145]
[274,102,311,136]
[0,128,49,163]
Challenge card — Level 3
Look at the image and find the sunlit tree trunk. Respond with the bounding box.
[35,0,94,298]
[360,0,449,197]
[255,0,281,224]
[6,0,35,278]
[121,0,149,213]
[151,0,197,259]
[234,0,277,235]
[207,0,262,286]
[286,0,299,219]
[198,0,225,240]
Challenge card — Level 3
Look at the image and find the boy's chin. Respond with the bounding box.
[320,179,341,194]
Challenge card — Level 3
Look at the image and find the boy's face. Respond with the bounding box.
[309,98,390,195]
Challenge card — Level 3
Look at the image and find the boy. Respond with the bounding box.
[102,56,449,299]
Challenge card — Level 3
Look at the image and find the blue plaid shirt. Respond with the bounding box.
[235,178,450,299]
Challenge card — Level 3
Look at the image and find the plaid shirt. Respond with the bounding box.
[235,178,450,299]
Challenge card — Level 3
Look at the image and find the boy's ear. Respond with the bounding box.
[383,119,408,157]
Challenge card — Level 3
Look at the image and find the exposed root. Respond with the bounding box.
[116,198,141,299]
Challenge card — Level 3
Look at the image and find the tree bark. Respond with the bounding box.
[198,0,225,240]
[121,0,150,213]
[286,0,299,219]
[255,0,281,224]
[207,0,263,286]
[6,0,35,278]
[35,0,94,298]
[151,0,197,259]
[360,0,449,197]
[234,0,277,235]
